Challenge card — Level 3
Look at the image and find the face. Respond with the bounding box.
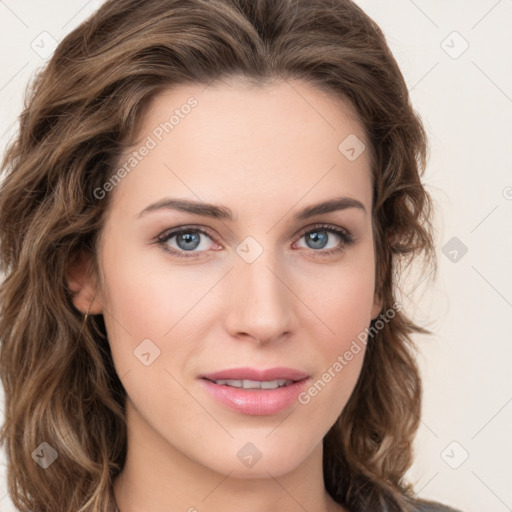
[74,78,381,479]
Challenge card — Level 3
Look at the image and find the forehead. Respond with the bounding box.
[109,78,373,218]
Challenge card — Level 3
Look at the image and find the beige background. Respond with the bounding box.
[1,1,511,511]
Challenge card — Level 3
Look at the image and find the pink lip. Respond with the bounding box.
[199,367,310,416]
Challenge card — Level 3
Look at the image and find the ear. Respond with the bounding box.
[370,291,383,321]
[66,252,104,315]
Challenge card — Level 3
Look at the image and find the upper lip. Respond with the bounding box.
[200,367,309,382]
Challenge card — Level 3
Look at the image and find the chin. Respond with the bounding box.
[198,436,318,479]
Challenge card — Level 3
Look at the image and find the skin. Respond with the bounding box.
[69,78,381,512]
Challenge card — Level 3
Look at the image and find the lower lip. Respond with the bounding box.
[199,378,309,416]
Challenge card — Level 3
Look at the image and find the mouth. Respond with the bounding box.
[198,367,310,416]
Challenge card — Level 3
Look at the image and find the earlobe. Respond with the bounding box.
[66,253,104,315]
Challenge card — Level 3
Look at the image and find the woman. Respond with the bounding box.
[0,1,462,511]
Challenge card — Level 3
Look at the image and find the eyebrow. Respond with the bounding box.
[137,196,366,221]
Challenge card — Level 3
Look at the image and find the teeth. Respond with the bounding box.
[243,379,262,389]
[260,380,279,389]
[213,378,293,389]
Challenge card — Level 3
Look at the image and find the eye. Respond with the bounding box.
[156,225,219,259]
[294,224,354,257]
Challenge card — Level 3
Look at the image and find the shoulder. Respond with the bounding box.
[411,498,464,512]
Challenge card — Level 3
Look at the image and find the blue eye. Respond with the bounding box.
[296,226,353,253]
[156,226,217,258]
[294,225,354,257]
[156,224,354,259]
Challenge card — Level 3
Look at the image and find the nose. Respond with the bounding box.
[223,246,295,346]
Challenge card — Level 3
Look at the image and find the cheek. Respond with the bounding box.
[100,244,204,335]
[296,284,370,431]
[97,242,227,388]
[296,252,377,344]
[325,271,374,322]
[294,256,375,416]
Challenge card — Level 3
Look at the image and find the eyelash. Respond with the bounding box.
[155,223,355,259]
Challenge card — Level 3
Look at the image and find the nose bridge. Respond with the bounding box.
[225,239,292,344]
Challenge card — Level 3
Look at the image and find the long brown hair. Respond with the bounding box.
[0,1,435,511]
